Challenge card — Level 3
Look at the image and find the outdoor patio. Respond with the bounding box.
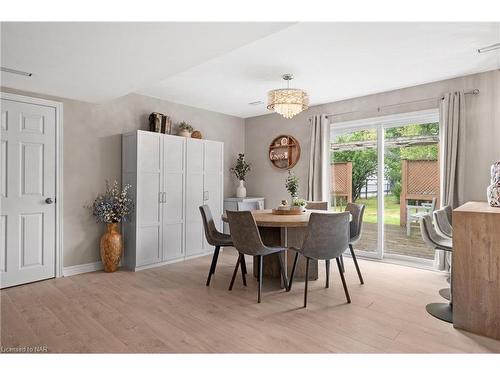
[330,133,440,261]
[353,222,435,260]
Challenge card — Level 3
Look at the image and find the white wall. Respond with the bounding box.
[1,88,245,267]
[244,70,500,208]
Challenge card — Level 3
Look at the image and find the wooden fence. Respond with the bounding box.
[330,162,352,204]
[400,159,440,226]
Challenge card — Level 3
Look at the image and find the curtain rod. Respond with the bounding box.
[324,89,479,119]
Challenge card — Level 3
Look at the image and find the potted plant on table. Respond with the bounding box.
[177,121,194,137]
[87,181,134,272]
[292,198,307,210]
[230,153,251,198]
[285,170,303,210]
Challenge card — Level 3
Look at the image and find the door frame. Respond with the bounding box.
[1,92,64,278]
[330,109,440,268]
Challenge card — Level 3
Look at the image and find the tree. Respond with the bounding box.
[332,130,378,202]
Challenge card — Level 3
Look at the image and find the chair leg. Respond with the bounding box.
[228,253,241,291]
[349,244,364,285]
[277,252,289,290]
[288,252,299,292]
[258,255,263,303]
[241,255,248,275]
[206,246,220,286]
[325,259,330,288]
[339,254,345,273]
[304,257,310,308]
[240,254,247,287]
[336,257,351,303]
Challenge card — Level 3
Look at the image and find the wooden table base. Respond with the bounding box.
[252,227,318,281]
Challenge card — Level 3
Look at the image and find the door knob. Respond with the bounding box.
[45,198,54,204]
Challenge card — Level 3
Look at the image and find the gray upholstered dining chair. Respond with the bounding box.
[433,206,453,238]
[420,214,453,323]
[288,212,351,307]
[306,200,355,283]
[199,205,247,286]
[344,203,365,284]
[226,210,288,303]
[305,201,328,210]
[237,201,260,211]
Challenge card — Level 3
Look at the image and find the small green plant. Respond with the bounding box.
[178,121,194,133]
[285,170,299,199]
[230,153,251,181]
[391,181,402,204]
[292,198,306,207]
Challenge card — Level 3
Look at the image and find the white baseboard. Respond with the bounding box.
[62,250,217,276]
[133,251,213,271]
[62,261,103,277]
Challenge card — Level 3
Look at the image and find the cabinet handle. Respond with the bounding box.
[203,191,209,201]
[159,192,163,203]
[163,192,167,204]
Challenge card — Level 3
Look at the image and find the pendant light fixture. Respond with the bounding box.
[267,74,309,119]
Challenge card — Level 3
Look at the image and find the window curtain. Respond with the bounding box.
[307,115,329,202]
[437,91,465,270]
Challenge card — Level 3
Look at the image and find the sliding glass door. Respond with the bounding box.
[330,110,440,267]
[330,126,382,259]
[383,123,440,263]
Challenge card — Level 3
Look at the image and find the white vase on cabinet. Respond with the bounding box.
[487,160,500,207]
[236,180,247,198]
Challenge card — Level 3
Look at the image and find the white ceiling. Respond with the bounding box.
[0,22,293,102]
[2,22,499,118]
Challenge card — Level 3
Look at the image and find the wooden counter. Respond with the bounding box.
[453,201,500,340]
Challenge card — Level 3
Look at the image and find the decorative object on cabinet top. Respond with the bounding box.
[191,130,203,139]
[148,112,172,134]
[269,135,300,169]
[177,121,194,137]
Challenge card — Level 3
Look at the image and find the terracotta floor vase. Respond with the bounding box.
[100,223,123,272]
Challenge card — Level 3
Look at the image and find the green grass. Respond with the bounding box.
[332,194,401,225]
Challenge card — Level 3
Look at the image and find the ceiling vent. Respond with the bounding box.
[248,100,264,106]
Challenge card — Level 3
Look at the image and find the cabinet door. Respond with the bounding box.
[203,141,223,251]
[137,132,162,267]
[162,136,185,261]
[185,139,205,256]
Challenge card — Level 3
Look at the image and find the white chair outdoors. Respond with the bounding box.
[406,197,437,236]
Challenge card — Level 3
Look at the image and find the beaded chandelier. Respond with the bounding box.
[267,74,309,119]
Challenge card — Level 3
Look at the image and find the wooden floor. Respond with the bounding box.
[2,248,500,353]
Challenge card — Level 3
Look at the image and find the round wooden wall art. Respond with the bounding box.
[269,135,301,169]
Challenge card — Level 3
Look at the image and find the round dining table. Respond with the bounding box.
[222,209,350,281]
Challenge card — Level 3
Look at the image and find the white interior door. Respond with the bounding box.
[203,141,223,251]
[1,98,56,288]
[185,139,204,256]
[162,136,184,261]
[136,132,162,267]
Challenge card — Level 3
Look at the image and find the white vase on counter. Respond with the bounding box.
[487,160,500,207]
[236,180,247,198]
